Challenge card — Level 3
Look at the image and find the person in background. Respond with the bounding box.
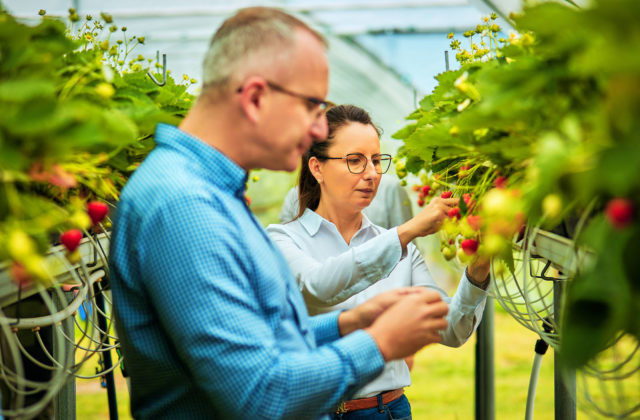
[109,8,450,420]
[280,173,413,228]
[267,104,491,420]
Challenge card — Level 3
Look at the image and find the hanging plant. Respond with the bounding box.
[0,7,195,286]
[393,0,640,368]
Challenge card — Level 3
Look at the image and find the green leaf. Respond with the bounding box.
[560,216,633,368]
[0,79,56,102]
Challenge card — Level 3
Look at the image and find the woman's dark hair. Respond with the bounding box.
[296,104,382,219]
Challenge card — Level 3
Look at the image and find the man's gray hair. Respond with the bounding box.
[202,7,326,93]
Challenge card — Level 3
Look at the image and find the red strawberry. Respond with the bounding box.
[467,215,483,231]
[412,185,420,192]
[421,185,431,196]
[458,164,472,178]
[441,191,453,199]
[605,198,634,229]
[463,194,476,212]
[461,238,479,255]
[60,229,83,252]
[447,207,461,220]
[494,176,508,189]
[10,261,32,288]
[87,201,109,225]
[417,198,425,207]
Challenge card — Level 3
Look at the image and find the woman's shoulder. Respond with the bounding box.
[266,217,306,238]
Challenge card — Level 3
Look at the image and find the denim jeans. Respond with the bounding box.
[331,394,411,420]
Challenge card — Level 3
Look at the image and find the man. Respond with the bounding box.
[109,7,449,419]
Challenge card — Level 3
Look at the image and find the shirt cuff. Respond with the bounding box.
[309,311,342,345]
[458,271,489,305]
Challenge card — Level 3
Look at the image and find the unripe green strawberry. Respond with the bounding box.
[460,220,477,238]
[442,219,459,237]
[69,210,91,230]
[395,161,407,178]
[66,249,82,264]
[542,193,562,220]
[8,230,37,260]
[442,246,456,261]
[482,234,507,256]
[457,247,472,263]
[23,255,50,282]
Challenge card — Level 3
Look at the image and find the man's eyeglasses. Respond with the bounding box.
[324,153,392,174]
[236,80,334,112]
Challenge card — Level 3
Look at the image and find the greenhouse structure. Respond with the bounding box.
[1,0,638,419]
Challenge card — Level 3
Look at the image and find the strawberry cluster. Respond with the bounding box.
[9,201,110,288]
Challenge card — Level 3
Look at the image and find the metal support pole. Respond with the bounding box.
[94,282,118,420]
[475,296,495,420]
[53,290,75,420]
[553,281,576,420]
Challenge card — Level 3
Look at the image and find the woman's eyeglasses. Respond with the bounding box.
[324,153,392,174]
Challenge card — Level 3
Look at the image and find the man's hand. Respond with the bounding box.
[338,287,423,336]
[364,289,449,362]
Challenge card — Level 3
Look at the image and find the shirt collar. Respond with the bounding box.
[154,123,248,196]
[299,208,375,237]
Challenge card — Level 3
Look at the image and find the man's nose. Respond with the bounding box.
[310,112,329,142]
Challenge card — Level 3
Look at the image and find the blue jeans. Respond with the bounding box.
[331,394,412,420]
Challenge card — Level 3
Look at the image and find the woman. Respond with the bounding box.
[266,105,490,420]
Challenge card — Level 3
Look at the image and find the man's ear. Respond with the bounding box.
[238,76,267,124]
[308,156,323,183]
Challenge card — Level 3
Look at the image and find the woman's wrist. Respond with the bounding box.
[396,220,417,250]
[465,266,490,289]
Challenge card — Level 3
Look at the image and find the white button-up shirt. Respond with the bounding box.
[266,208,488,398]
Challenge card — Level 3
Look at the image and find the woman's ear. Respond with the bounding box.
[308,157,323,184]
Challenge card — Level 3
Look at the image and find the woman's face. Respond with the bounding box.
[315,122,382,213]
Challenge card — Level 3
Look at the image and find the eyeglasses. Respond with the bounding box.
[236,80,334,112]
[324,153,392,174]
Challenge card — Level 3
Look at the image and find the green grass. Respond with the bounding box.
[75,305,639,419]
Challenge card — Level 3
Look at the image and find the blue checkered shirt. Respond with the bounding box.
[108,124,384,419]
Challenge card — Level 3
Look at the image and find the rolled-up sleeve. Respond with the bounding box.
[267,225,405,307]
[408,245,487,347]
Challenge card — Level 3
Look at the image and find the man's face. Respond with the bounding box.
[257,30,330,172]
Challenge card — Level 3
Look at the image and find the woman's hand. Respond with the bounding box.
[397,197,458,249]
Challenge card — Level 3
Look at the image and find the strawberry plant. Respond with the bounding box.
[394,0,640,368]
[0,8,195,285]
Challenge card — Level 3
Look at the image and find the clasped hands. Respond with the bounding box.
[338,287,449,362]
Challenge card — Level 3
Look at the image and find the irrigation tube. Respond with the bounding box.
[526,352,544,420]
[526,338,550,420]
